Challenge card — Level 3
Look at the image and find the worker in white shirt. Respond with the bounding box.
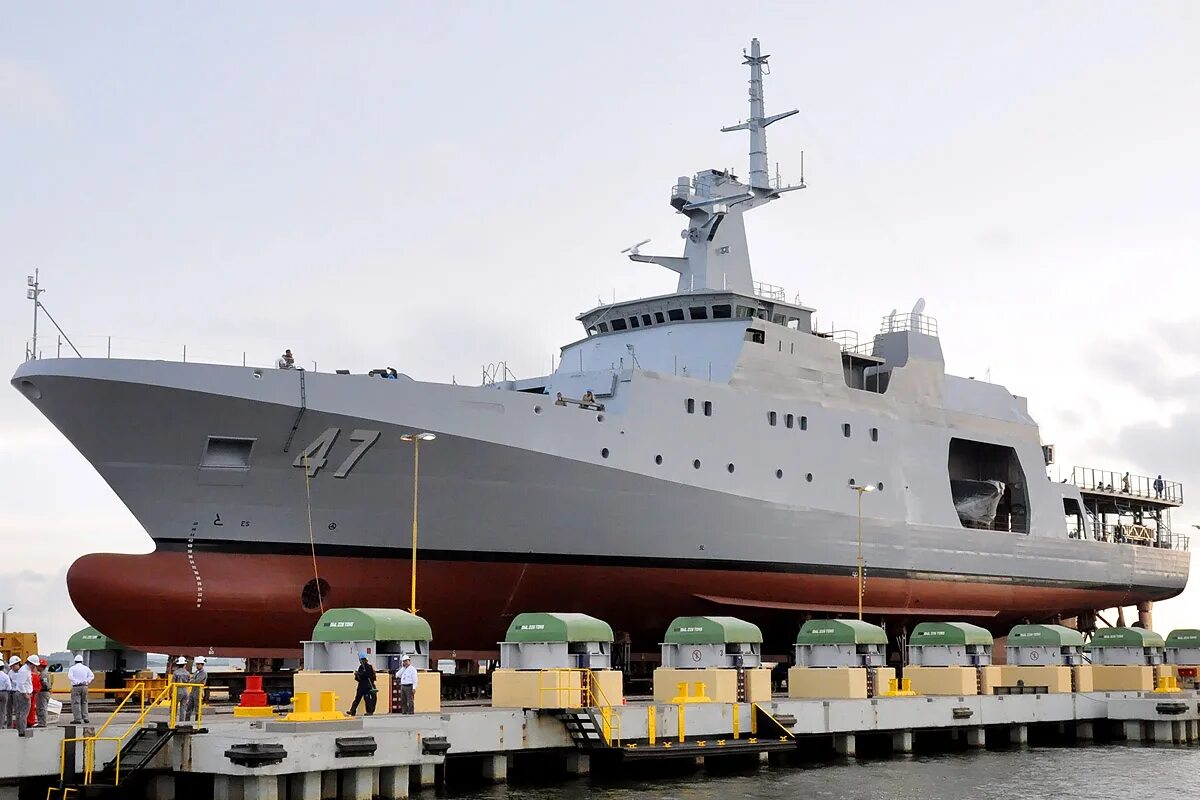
[3,655,20,729]
[184,656,208,722]
[0,657,11,729]
[12,655,36,737]
[398,654,419,715]
[68,654,95,724]
[171,657,190,719]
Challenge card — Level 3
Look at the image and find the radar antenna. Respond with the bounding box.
[621,239,651,256]
[720,38,800,191]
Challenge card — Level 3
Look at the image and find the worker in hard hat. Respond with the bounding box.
[26,656,42,729]
[12,655,36,736]
[68,654,95,724]
[3,655,20,730]
[398,654,419,715]
[348,652,377,716]
[185,657,208,723]
[35,658,52,727]
[0,655,11,730]
[172,657,191,720]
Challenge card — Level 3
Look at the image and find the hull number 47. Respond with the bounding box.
[293,428,381,478]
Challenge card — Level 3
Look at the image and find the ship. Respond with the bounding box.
[12,39,1190,658]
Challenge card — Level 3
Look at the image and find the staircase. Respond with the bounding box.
[91,723,175,788]
[555,709,610,749]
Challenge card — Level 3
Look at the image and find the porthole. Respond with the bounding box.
[655,455,663,465]
[693,459,701,470]
[870,427,879,442]
[534,405,543,414]
[806,473,813,483]
[843,423,852,438]
[775,469,784,479]
[727,463,735,474]
[877,482,884,491]
[601,448,610,459]
[596,414,605,422]
[849,478,857,486]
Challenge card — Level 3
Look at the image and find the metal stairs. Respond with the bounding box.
[93,723,175,788]
[555,709,611,749]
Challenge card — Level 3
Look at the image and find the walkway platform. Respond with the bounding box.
[2,692,1198,799]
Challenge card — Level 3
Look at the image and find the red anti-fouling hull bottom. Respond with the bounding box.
[67,550,1146,657]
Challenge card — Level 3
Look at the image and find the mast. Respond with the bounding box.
[720,38,799,190]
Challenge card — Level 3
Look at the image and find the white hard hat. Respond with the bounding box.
[175,656,187,665]
[26,654,39,664]
[74,654,84,663]
[402,653,412,661]
[6,655,19,666]
[194,656,206,664]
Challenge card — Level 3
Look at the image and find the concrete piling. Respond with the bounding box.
[341,767,376,800]
[966,727,985,748]
[241,775,279,800]
[482,754,509,783]
[146,774,175,800]
[1124,720,1143,742]
[380,765,411,799]
[565,752,591,775]
[287,771,322,800]
[892,730,914,754]
[1009,725,1028,748]
[1076,721,1094,741]
[834,733,856,757]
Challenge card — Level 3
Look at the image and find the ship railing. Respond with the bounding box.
[1069,520,1189,551]
[879,312,938,337]
[752,281,786,301]
[24,334,316,372]
[1070,466,1183,504]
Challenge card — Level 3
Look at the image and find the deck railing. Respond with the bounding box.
[1070,467,1183,504]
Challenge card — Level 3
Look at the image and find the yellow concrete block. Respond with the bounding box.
[1091,665,1154,692]
[415,671,441,713]
[653,667,772,703]
[788,666,867,699]
[998,665,1073,693]
[905,666,976,696]
[979,665,1002,694]
[1073,665,1093,693]
[590,670,624,706]
[293,671,392,714]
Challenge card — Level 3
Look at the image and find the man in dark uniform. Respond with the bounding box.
[348,652,377,716]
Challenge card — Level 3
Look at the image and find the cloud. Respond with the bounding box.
[0,567,85,656]
[0,60,66,124]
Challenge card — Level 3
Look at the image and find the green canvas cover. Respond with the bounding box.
[795,619,888,646]
[663,616,763,645]
[1086,627,1165,649]
[909,621,994,647]
[1006,624,1086,648]
[311,608,433,643]
[503,613,614,643]
[67,626,124,652]
[1166,629,1200,647]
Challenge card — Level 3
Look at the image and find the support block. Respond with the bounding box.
[834,733,856,757]
[1009,725,1028,747]
[242,775,279,800]
[1151,721,1172,745]
[212,775,243,800]
[1076,721,1094,741]
[342,767,376,800]
[482,753,508,783]
[892,730,914,754]
[565,752,590,776]
[966,727,985,748]
[1124,720,1143,742]
[322,770,337,799]
[416,763,436,788]
[379,765,410,799]
[288,772,323,800]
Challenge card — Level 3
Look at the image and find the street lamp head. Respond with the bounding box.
[848,483,875,493]
[401,432,437,442]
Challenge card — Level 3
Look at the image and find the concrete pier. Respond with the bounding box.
[834,734,856,757]
[241,775,279,800]
[892,730,913,754]
[1124,720,1144,742]
[1009,724,1028,748]
[379,765,410,799]
[481,754,508,783]
[565,752,591,775]
[966,727,985,748]
[341,767,375,800]
[1076,721,1094,741]
[287,771,322,800]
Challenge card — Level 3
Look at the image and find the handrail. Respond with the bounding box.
[57,679,206,788]
[537,668,621,747]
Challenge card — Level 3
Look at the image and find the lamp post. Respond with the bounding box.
[848,484,876,621]
[1,605,11,632]
[400,433,437,613]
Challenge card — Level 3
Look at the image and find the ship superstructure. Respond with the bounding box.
[12,39,1188,657]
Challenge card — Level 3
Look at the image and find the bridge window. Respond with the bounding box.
[611,319,627,331]
[654,312,666,324]
[737,306,755,318]
[689,306,709,320]
[713,304,732,319]
[597,322,609,333]
[629,317,640,328]
[641,314,653,326]
[668,309,685,322]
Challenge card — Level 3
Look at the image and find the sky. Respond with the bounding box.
[2,2,1199,651]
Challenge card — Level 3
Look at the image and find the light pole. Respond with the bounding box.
[2,605,12,632]
[848,484,876,621]
[400,432,437,614]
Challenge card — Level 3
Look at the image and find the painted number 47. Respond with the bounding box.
[293,428,381,478]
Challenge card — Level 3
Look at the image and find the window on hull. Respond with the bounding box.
[948,438,1029,533]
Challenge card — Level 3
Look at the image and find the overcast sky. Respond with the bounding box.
[3,3,1199,651]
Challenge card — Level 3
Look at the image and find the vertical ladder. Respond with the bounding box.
[866,667,876,699]
[736,667,746,702]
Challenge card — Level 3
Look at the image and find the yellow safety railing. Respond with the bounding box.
[53,680,206,792]
[537,668,622,747]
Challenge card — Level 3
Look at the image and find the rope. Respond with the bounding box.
[303,454,324,614]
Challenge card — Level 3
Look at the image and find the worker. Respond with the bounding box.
[68,654,95,725]
[0,657,10,730]
[35,659,52,727]
[13,655,35,737]
[1122,472,1131,494]
[172,657,191,719]
[348,652,377,716]
[1154,475,1165,499]
[582,389,597,406]
[276,349,296,369]
[4,655,20,729]
[398,654,418,715]
[186,657,208,722]
[27,659,41,728]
